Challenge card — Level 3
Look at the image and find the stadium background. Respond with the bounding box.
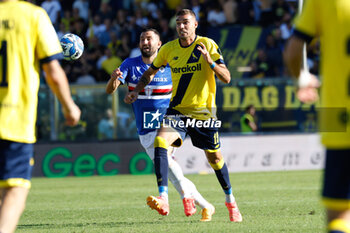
[32,0,323,177]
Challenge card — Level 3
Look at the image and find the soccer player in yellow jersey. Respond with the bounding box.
[0,1,81,232]
[284,0,350,232]
[125,9,242,222]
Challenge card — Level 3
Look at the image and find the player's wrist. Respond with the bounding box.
[210,62,216,69]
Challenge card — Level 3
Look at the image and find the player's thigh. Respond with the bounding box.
[0,140,34,189]
[322,149,350,210]
[158,117,186,148]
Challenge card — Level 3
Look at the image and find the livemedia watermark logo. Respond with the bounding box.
[143,109,222,129]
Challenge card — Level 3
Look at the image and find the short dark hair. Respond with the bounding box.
[141,28,160,38]
[175,9,197,19]
[245,105,255,112]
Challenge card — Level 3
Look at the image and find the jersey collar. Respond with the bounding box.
[178,35,197,48]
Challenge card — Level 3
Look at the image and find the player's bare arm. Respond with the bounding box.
[42,60,81,126]
[106,68,122,94]
[284,36,320,103]
[197,42,231,84]
[124,67,158,104]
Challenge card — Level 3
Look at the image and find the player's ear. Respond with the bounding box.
[194,20,198,29]
[158,40,162,49]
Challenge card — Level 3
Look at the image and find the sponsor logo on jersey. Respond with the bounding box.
[171,64,201,73]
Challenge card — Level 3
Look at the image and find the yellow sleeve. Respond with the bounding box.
[294,0,320,39]
[206,38,223,63]
[35,8,62,61]
[152,43,168,68]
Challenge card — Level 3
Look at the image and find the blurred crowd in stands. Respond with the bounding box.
[31,0,319,82]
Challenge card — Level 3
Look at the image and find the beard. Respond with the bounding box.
[140,48,155,58]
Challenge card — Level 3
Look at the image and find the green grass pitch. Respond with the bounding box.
[17,170,325,233]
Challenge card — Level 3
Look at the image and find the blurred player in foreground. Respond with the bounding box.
[106,28,214,221]
[284,0,350,232]
[0,1,81,232]
[125,9,242,222]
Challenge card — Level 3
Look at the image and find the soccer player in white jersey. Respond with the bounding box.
[106,28,214,221]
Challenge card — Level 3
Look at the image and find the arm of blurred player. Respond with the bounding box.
[248,120,257,132]
[106,68,122,94]
[42,60,81,126]
[124,67,158,104]
[284,36,320,103]
[198,42,231,84]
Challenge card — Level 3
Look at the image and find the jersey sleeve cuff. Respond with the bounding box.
[215,59,225,65]
[40,53,64,64]
[293,29,314,44]
[151,63,160,70]
[118,77,125,84]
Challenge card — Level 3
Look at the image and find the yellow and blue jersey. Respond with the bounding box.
[0,1,62,143]
[294,0,350,149]
[151,35,224,120]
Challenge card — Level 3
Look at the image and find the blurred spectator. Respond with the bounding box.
[247,61,265,78]
[237,0,255,25]
[41,0,61,27]
[56,22,68,39]
[97,18,116,47]
[135,9,149,28]
[271,0,290,23]
[223,0,238,24]
[264,34,283,76]
[97,1,114,21]
[279,13,293,40]
[100,48,122,81]
[159,18,174,43]
[250,49,272,77]
[75,55,96,84]
[257,0,274,27]
[114,9,129,38]
[207,4,226,27]
[98,108,114,140]
[86,14,105,39]
[116,32,131,60]
[71,17,87,41]
[240,105,258,133]
[61,10,74,32]
[73,0,89,22]
[190,0,208,34]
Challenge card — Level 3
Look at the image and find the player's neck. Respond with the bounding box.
[141,52,157,65]
[179,34,197,47]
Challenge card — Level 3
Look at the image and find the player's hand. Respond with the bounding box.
[297,71,320,104]
[62,103,81,126]
[110,68,123,80]
[197,42,213,65]
[124,91,138,104]
[297,87,319,103]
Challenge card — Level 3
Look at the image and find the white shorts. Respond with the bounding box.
[139,130,175,160]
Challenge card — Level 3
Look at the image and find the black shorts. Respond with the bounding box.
[163,110,221,151]
[0,140,34,188]
[322,149,350,210]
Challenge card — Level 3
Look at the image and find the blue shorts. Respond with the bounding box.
[0,140,34,189]
[322,149,350,211]
[163,110,221,151]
